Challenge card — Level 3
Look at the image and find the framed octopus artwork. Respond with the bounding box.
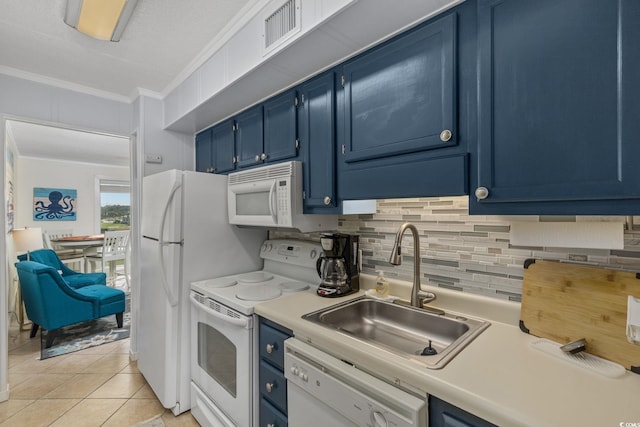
[33,187,77,221]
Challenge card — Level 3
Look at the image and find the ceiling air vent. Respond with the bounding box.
[264,0,301,55]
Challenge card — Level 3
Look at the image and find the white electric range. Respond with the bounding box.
[189,239,322,427]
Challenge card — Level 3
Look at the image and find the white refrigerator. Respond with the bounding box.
[139,170,266,415]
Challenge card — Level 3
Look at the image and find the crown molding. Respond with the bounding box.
[130,87,163,101]
[0,65,132,104]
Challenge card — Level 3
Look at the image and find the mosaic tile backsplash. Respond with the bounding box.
[271,196,640,302]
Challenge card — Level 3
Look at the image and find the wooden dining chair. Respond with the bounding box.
[42,229,86,273]
[85,230,130,287]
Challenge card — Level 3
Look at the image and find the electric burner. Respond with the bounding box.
[236,286,282,301]
[191,240,324,315]
[237,271,274,283]
[280,281,310,292]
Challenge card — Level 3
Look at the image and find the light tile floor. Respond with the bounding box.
[2,319,200,427]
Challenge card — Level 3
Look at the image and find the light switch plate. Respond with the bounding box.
[145,154,162,164]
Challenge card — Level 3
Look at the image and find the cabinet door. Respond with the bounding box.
[235,105,264,169]
[342,13,456,163]
[211,119,236,174]
[264,89,298,163]
[299,72,337,210]
[473,0,640,213]
[429,396,497,427]
[195,129,213,173]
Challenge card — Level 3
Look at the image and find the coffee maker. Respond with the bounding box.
[316,233,360,297]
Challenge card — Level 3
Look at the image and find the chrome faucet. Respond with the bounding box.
[389,222,435,308]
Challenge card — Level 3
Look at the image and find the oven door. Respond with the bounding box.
[190,292,254,427]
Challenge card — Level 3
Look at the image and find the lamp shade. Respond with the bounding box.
[13,227,44,254]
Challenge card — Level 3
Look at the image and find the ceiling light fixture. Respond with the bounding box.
[64,0,139,42]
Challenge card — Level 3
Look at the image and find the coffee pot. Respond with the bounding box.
[316,233,360,297]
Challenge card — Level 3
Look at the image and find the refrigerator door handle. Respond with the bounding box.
[268,180,277,224]
[158,181,182,307]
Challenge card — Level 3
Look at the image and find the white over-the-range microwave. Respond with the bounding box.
[227,161,339,233]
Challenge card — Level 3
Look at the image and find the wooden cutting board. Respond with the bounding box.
[521,259,640,372]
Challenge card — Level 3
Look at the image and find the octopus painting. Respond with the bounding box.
[33,187,77,221]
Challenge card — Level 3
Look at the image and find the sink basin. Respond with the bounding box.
[303,297,490,369]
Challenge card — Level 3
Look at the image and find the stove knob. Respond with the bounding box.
[266,243,273,252]
[300,373,308,382]
[291,367,299,376]
[371,411,388,427]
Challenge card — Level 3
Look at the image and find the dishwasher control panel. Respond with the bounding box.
[284,338,426,427]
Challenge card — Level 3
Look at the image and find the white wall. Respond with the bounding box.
[14,157,129,234]
[0,73,134,402]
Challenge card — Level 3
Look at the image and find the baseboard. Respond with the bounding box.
[0,384,10,402]
[129,349,139,361]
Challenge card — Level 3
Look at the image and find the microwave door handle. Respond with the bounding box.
[269,180,278,224]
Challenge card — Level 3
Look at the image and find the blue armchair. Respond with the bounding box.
[14,261,125,348]
[18,248,106,289]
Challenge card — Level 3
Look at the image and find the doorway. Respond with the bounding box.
[2,117,137,401]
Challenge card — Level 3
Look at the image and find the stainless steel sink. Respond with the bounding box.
[303,297,490,369]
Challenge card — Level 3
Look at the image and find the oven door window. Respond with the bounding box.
[197,322,237,397]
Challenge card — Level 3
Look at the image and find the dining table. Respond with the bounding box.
[51,234,104,250]
[51,235,104,271]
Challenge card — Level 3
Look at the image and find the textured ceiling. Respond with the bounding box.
[0,0,252,98]
[7,120,130,167]
[2,0,255,166]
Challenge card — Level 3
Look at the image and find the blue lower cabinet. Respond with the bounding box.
[429,396,497,427]
[472,0,640,214]
[260,398,288,427]
[259,360,287,414]
[258,317,292,425]
[259,322,289,370]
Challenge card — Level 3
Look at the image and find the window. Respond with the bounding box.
[100,179,130,232]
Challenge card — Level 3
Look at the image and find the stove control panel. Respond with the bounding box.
[260,239,322,268]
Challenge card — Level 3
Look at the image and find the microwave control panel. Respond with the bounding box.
[276,179,292,226]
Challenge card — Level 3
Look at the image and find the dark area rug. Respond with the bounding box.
[40,311,131,360]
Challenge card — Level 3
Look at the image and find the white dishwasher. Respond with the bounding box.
[284,338,427,427]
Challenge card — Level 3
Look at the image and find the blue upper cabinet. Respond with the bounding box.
[337,2,474,200]
[472,0,640,214]
[196,120,235,174]
[298,71,338,213]
[211,119,236,174]
[342,13,456,163]
[195,128,213,173]
[264,89,299,164]
[235,104,264,169]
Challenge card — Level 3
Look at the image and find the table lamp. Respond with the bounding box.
[13,227,44,260]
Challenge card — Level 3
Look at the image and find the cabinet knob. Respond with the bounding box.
[440,129,452,142]
[265,382,275,393]
[475,187,490,200]
[323,196,332,205]
[255,155,261,162]
[260,153,267,160]
[267,424,275,427]
[266,343,274,354]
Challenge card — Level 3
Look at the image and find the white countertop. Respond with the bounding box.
[254,274,640,427]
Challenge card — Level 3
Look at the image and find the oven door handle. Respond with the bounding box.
[190,293,249,328]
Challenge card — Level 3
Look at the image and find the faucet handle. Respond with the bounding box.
[417,290,437,306]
